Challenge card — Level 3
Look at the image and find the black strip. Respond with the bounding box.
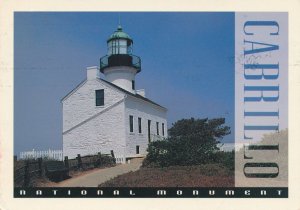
[14,187,288,198]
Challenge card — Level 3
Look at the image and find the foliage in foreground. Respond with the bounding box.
[99,164,234,187]
[143,117,232,168]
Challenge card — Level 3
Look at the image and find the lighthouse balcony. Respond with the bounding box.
[100,54,141,73]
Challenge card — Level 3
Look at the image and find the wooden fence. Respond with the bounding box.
[14,158,43,187]
[64,151,122,170]
[14,151,117,187]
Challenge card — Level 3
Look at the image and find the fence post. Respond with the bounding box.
[38,158,42,177]
[23,160,29,187]
[96,152,101,167]
[64,156,69,169]
[110,150,115,158]
[77,154,82,169]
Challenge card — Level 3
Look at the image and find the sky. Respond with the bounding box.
[14,12,234,155]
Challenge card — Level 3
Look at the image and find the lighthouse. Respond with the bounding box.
[100,25,141,93]
[62,24,167,161]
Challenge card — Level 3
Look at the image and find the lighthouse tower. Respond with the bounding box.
[100,25,141,94]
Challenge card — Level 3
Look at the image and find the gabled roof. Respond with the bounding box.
[61,78,167,111]
[99,79,167,110]
[61,79,87,102]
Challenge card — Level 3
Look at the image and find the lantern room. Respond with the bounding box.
[100,25,141,74]
[107,25,133,55]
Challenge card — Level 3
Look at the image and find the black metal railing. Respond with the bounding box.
[100,54,141,73]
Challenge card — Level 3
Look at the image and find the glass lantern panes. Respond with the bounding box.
[108,39,132,55]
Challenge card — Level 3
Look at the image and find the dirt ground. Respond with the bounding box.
[34,158,143,187]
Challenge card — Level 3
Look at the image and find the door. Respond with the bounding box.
[148,120,151,143]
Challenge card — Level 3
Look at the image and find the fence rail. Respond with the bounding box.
[19,149,63,161]
[14,158,42,187]
[15,151,117,187]
[16,149,129,186]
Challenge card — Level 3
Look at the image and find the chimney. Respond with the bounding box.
[136,89,146,97]
[87,66,100,80]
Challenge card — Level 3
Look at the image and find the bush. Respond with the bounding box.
[99,164,234,187]
[213,151,234,171]
[143,117,232,168]
[143,140,234,169]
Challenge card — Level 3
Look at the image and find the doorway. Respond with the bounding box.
[148,120,151,143]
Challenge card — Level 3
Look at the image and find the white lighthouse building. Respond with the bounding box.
[62,25,168,161]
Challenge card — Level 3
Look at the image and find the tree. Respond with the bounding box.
[143,117,231,167]
[169,117,230,138]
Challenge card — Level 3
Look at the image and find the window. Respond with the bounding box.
[162,123,165,136]
[138,117,142,133]
[132,80,135,90]
[112,40,116,54]
[156,122,159,135]
[129,115,134,132]
[136,145,140,154]
[95,89,104,106]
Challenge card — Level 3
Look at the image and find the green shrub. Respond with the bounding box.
[143,117,232,168]
[143,139,234,169]
[213,151,234,171]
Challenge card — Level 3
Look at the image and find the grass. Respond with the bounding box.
[99,163,234,187]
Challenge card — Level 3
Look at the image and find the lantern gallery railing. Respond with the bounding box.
[100,54,141,73]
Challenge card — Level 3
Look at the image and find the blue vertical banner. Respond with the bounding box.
[235,13,288,187]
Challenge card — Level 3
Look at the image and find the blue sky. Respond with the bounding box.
[14,12,234,155]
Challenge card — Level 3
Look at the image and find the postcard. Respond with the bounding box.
[0,1,299,210]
